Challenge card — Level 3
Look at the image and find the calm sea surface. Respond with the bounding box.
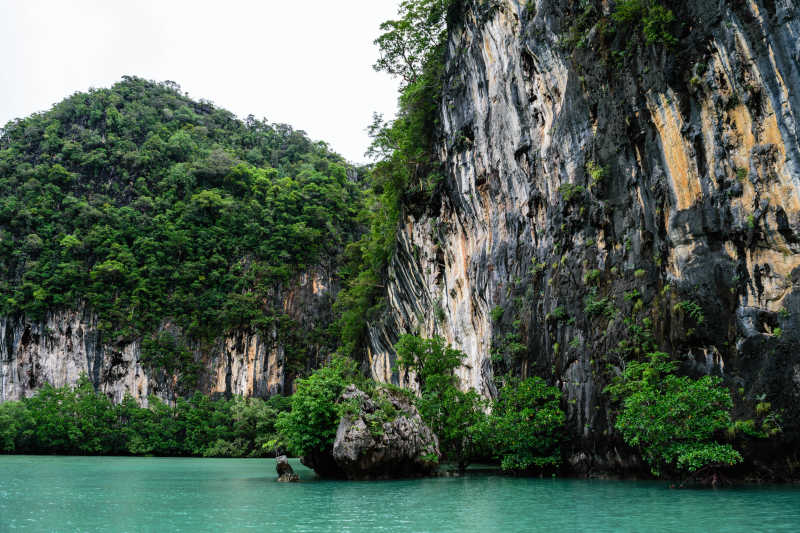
[1,456,799,532]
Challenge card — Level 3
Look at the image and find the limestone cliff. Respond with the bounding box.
[367,0,800,471]
[1,267,335,404]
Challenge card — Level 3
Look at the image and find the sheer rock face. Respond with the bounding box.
[330,385,440,480]
[0,266,335,404]
[367,0,800,470]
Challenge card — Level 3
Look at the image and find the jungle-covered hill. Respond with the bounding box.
[0,76,363,358]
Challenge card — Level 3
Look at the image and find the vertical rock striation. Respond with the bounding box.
[367,0,800,470]
[1,267,336,403]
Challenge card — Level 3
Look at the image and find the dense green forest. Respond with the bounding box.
[0,376,289,457]
[0,76,361,380]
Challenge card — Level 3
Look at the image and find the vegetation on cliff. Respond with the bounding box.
[604,321,782,478]
[606,352,742,476]
[268,335,565,476]
[335,0,453,358]
[0,76,361,378]
[395,335,489,471]
[276,357,362,458]
[396,335,565,473]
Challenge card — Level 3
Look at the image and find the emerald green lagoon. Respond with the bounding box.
[1,456,799,532]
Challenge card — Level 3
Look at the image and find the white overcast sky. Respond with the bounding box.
[0,0,402,163]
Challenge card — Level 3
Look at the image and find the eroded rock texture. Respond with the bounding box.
[331,385,440,480]
[367,0,800,472]
[276,455,300,482]
[0,267,335,403]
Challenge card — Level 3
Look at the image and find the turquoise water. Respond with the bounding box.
[1,456,799,532]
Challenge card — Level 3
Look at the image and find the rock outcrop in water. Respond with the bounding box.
[302,385,440,480]
[333,385,440,479]
[366,0,800,473]
[276,455,300,482]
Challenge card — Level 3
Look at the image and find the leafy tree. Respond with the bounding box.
[489,376,565,472]
[0,375,289,458]
[606,352,742,477]
[0,401,29,452]
[395,335,568,473]
[612,0,677,47]
[276,357,359,457]
[71,376,118,454]
[140,331,200,395]
[228,396,281,456]
[373,0,452,87]
[428,386,488,471]
[395,334,464,390]
[395,335,487,471]
[335,0,455,359]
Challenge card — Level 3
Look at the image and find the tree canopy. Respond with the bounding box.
[606,351,742,476]
[0,76,362,380]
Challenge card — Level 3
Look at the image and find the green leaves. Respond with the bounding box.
[606,352,742,477]
[675,443,742,473]
[395,335,464,390]
[395,335,488,469]
[612,0,677,47]
[335,0,454,361]
[0,376,288,457]
[140,331,200,391]
[395,335,566,472]
[0,77,361,370]
[373,0,451,87]
[674,300,705,325]
[489,377,565,472]
[276,357,359,457]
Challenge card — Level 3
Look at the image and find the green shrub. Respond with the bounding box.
[140,331,200,391]
[584,269,602,285]
[546,306,569,322]
[559,183,586,202]
[674,300,705,325]
[0,401,29,453]
[489,376,565,472]
[624,289,641,302]
[490,305,505,323]
[612,1,677,47]
[612,0,646,24]
[276,357,358,457]
[395,335,488,471]
[0,375,286,457]
[641,4,677,46]
[606,352,741,476]
[584,288,616,318]
[587,160,607,188]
